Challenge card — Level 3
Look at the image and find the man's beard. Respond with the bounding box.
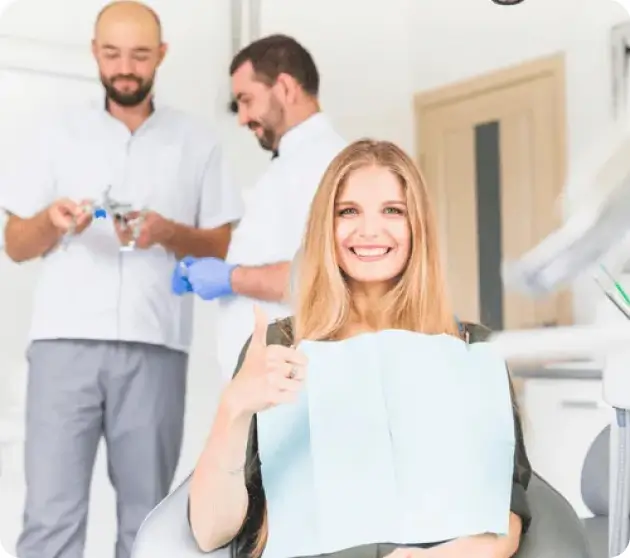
[250,124,277,151]
[102,74,154,107]
[248,98,285,152]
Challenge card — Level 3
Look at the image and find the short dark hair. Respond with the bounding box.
[229,34,320,96]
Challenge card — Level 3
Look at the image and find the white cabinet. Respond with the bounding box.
[521,378,611,518]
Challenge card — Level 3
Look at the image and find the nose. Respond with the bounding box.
[119,55,134,75]
[357,213,380,239]
[237,107,248,127]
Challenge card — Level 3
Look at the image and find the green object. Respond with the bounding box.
[600,264,630,306]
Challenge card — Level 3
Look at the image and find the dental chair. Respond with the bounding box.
[131,472,591,558]
[581,424,628,558]
[131,322,592,558]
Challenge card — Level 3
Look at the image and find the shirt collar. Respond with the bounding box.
[92,95,164,134]
[276,112,331,158]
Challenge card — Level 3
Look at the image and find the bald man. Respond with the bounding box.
[0,2,242,557]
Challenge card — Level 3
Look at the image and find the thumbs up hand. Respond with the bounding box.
[225,305,308,416]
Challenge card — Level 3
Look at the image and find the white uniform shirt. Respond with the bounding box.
[0,102,243,353]
[217,112,347,379]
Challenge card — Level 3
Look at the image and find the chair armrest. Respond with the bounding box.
[515,473,591,558]
[131,473,234,558]
[129,469,592,558]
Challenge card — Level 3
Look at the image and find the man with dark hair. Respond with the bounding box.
[227,33,321,151]
[172,34,347,381]
[227,33,320,120]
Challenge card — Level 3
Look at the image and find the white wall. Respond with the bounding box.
[265,0,629,324]
[0,0,628,555]
[258,0,630,324]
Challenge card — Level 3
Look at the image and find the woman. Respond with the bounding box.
[188,139,532,558]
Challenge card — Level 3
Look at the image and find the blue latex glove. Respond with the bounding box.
[171,256,237,300]
[171,256,195,295]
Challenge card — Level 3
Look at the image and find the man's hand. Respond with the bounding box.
[48,198,92,235]
[4,198,93,262]
[171,256,237,300]
[114,210,174,249]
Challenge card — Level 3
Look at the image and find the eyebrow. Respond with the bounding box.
[101,45,154,53]
[335,199,406,205]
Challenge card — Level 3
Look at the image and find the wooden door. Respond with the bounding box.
[415,54,573,332]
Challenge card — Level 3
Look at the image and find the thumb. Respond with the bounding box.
[250,304,269,348]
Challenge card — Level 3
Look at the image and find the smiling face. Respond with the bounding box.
[294,140,459,343]
[334,165,411,287]
[92,2,166,108]
[231,61,286,151]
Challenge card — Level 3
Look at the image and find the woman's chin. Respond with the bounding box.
[346,273,400,287]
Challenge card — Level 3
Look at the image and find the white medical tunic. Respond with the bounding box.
[0,102,243,353]
[217,112,347,380]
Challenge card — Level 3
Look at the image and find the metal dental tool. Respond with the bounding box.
[62,186,148,251]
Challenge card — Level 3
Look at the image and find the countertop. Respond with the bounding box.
[510,359,604,380]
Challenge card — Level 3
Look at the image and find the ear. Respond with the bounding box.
[275,73,299,105]
[91,39,98,59]
[157,42,168,66]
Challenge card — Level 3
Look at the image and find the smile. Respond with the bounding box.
[350,246,392,261]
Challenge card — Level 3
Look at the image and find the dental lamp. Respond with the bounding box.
[497,132,630,558]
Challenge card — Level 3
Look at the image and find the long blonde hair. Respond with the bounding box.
[293,138,459,341]
[250,139,459,557]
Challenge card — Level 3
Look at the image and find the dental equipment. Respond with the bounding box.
[499,133,630,558]
[502,136,630,297]
[597,265,630,321]
[63,186,148,251]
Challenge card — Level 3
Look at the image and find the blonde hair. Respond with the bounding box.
[294,138,459,341]
[250,139,459,557]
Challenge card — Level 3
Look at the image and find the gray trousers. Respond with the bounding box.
[16,339,188,558]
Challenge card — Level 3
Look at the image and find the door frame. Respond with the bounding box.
[414,53,566,194]
[412,53,571,326]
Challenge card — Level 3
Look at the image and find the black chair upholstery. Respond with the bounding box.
[132,472,592,558]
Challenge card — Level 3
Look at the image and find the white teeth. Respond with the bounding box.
[352,248,389,257]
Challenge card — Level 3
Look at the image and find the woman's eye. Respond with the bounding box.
[384,207,404,215]
[338,208,357,216]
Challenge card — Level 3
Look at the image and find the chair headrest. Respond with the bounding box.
[581,425,610,516]
[460,321,492,343]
